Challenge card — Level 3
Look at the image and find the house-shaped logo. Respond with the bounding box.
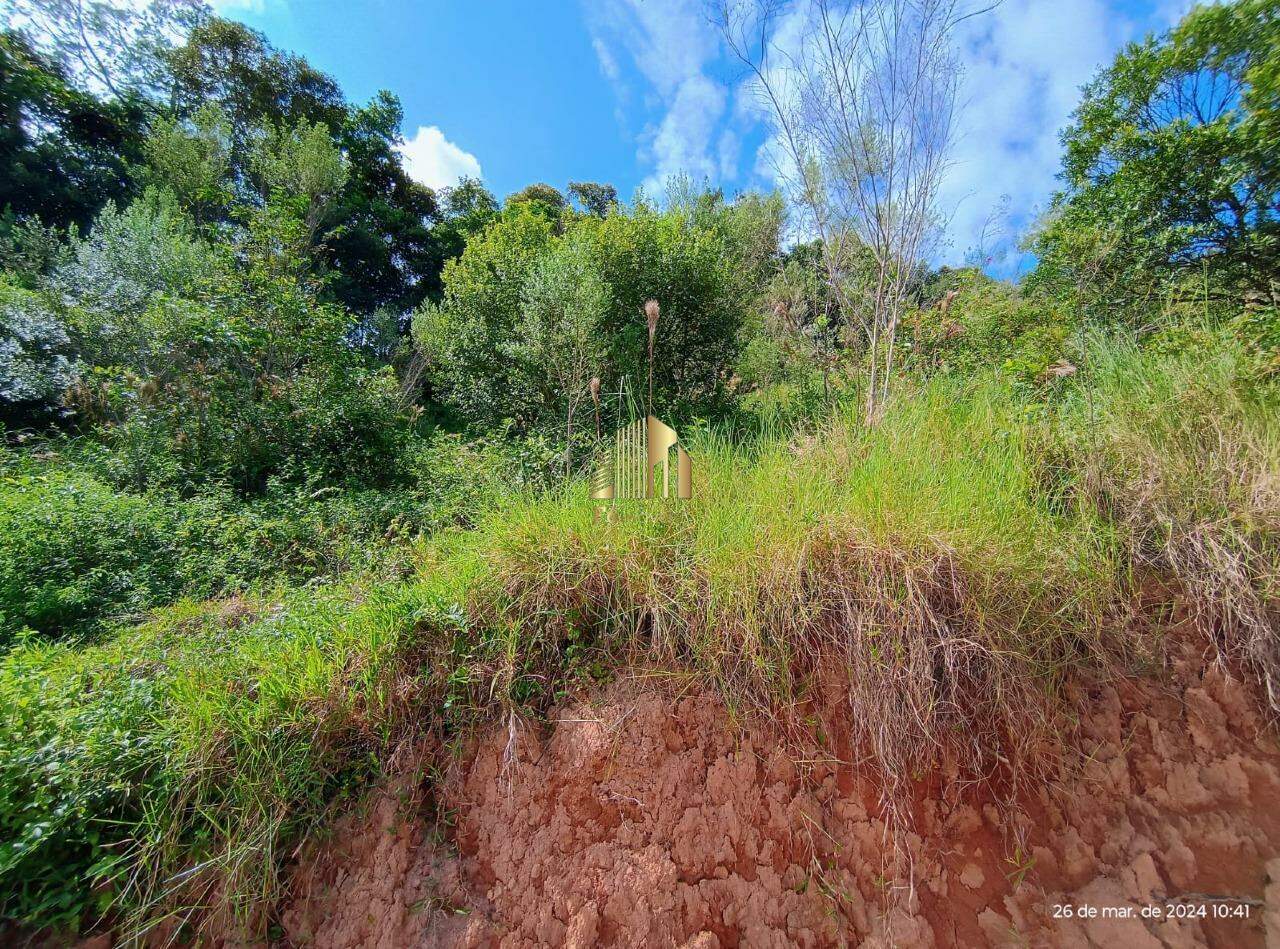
[591,415,691,500]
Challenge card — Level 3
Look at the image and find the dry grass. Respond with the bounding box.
[464,376,1116,804]
[1067,335,1280,709]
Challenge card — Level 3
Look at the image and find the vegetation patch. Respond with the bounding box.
[0,0,1276,941]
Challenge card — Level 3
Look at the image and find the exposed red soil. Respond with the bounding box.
[280,635,1280,948]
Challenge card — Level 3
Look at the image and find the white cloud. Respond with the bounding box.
[587,0,1175,268]
[938,0,1145,271]
[396,126,483,191]
[717,129,740,180]
[592,37,621,82]
[584,0,735,194]
[739,0,1167,271]
[643,73,726,190]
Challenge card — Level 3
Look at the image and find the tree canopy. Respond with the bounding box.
[1030,0,1280,314]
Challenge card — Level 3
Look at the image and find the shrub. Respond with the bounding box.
[907,269,1078,385]
[0,465,194,644]
[0,582,462,933]
[53,193,416,493]
[0,278,77,424]
[417,192,781,440]
[0,426,531,647]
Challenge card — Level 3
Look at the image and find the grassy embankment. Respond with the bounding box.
[0,333,1275,937]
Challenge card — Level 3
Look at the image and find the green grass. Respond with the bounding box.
[466,373,1122,790]
[0,332,1275,940]
[0,577,476,935]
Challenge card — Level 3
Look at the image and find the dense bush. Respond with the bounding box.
[907,269,1080,385]
[43,186,417,492]
[0,278,77,424]
[0,431,525,647]
[415,192,783,449]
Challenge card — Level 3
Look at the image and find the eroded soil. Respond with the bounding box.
[281,637,1280,948]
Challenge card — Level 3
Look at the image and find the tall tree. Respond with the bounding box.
[568,180,618,217]
[0,30,145,232]
[165,20,452,312]
[716,0,963,423]
[1030,0,1280,316]
[507,182,568,222]
[165,18,346,150]
[3,0,205,99]
[326,92,447,312]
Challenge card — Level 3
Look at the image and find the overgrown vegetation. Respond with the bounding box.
[0,0,1276,940]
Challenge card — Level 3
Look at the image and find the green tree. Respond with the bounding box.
[434,176,499,263]
[52,188,410,491]
[144,103,234,226]
[0,30,145,232]
[325,92,449,312]
[0,277,77,424]
[506,183,568,223]
[165,18,346,157]
[416,191,780,437]
[583,211,725,420]
[0,214,67,287]
[165,21,454,314]
[1030,0,1280,317]
[251,117,348,244]
[568,181,618,217]
[517,238,609,470]
[413,205,557,430]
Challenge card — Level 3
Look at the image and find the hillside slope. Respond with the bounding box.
[282,619,1279,948]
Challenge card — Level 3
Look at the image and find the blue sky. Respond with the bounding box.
[214,0,1193,272]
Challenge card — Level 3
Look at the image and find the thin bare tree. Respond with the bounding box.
[715,0,968,423]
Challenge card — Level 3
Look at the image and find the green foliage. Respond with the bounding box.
[432,177,499,264]
[1030,0,1280,317]
[0,462,368,645]
[517,236,610,466]
[0,277,77,423]
[0,426,526,646]
[418,192,781,440]
[567,180,618,217]
[0,465,207,643]
[54,190,210,361]
[506,182,568,223]
[3,1,1279,940]
[251,117,348,245]
[0,579,463,932]
[41,187,411,492]
[0,214,68,288]
[908,269,1079,385]
[145,104,235,225]
[0,30,144,233]
[413,206,558,431]
[165,18,346,157]
[735,240,843,413]
[326,92,449,312]
[163,19,451,314]
[0,333,1276,938]
[0,634,174,928]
